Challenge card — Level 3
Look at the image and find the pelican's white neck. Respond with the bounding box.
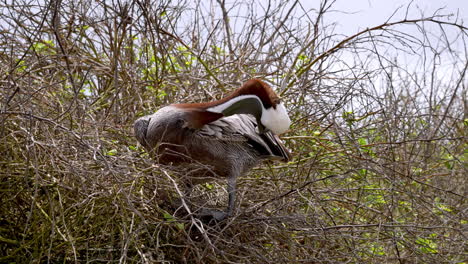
[260,103,291,134]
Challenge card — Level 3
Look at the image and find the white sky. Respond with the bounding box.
[301,0,466,34]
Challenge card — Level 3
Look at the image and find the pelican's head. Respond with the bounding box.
[206,79,291,134]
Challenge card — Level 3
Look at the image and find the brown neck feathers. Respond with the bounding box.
[174,79,279,110]
[172,79,279,128]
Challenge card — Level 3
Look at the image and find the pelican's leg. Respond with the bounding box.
[196,173,239,222]
[210,172,239,221]
[226,174,237,217]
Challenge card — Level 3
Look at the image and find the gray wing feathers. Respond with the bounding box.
[198,114,255,140]
[198,114,290,161]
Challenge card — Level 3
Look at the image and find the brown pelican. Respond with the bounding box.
[134,79,291,221]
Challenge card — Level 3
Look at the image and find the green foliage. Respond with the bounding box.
[163,212,185,231]
[15,59,27,73]
[106,148,118,156]
[32,39,55,55]
[416,236,438,254]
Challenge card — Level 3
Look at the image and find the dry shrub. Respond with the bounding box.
[0,0,466,263]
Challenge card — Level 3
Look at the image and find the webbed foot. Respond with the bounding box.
[196,208,230,223]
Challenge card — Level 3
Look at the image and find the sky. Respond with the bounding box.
[308,0,466,79]
[300,0,467,35]
[223,0,466,99]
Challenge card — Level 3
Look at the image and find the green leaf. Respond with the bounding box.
[398,200,412,210]
[32,40,55,54]
[157,90,167,99]
[176,45,188,52]
[129,145,138,151]
[163,212,174,221]
[298,53,307,61]
[16,59,27,72]
[204,183,214,190]
[415,237,438,253]
[358,169,367,177]
[263,243,273,248]
[163,212,184,230]
[106,149,118,156]
[370,244,386,256]
[442,153,454,170]
[358,138,368,146]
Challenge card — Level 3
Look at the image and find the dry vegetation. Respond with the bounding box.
[1,0,467,263]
